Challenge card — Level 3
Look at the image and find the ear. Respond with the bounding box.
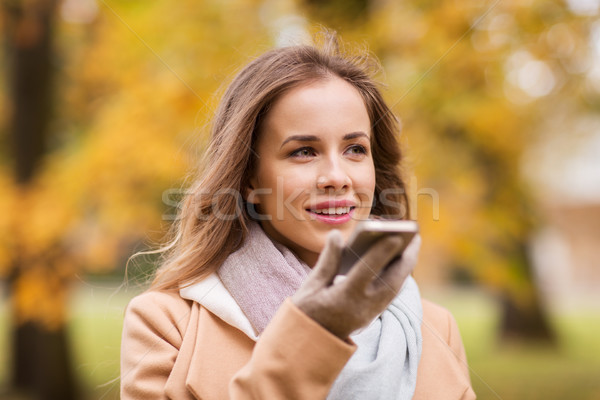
[244,178,261,205]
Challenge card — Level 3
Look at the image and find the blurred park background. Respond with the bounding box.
[1,0,600,399]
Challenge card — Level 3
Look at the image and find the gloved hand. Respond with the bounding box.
[291,229,421,339]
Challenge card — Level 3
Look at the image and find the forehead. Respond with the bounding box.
[257,77,371,144]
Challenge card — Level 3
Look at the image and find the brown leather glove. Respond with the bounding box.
[291,229,421,340]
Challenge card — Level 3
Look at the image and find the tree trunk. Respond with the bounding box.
[12,318,77,400]
[4,0,54,184]
[499,293,555,342]
[3,1,77,398]
[498,242,555,343]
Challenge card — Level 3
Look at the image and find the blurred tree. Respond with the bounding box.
[1,3,598,399]
[0,0,269,396]
[303,0,369,26]
[375,0,558,342]
[1,0,78,398]
[297,0,594,341]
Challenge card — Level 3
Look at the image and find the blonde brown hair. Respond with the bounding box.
[150,32,408,291]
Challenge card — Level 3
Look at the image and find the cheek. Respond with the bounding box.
[264,164,314,189]
[354,164,376,199]
[254,165,314,208]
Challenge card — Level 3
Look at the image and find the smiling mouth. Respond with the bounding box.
[308,206,355,215]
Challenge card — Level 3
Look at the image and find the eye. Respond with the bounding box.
[345,144,368,157]
[290,146,316,158]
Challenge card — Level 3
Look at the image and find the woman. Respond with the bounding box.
[121,33,475,400]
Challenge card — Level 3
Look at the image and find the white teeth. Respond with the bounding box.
[313,207,351,215]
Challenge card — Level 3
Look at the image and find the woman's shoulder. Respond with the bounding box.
[127,289,191,314]
[417,298,475,399]
[420,297,469,370]
[421,298,464,340]
[124,289,194,339]
[421,298,455,328]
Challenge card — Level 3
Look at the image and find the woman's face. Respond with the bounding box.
[248,77,376,266]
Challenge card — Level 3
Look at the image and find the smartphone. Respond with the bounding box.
[338,219,419,275]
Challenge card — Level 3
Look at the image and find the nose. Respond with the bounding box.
[316,156,351,192]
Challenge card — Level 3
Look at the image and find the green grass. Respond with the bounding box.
[1,283,600,399]
[0,280,144,400]
[427,288,600,400]
[68,281,144,400]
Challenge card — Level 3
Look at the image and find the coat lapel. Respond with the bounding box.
[184,305,254,400]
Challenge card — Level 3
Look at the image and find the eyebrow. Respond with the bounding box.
[280,132,369,149]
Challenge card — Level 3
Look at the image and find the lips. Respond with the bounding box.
[308,199,355,212]
[306,200,356,224]
[311,206,354,215]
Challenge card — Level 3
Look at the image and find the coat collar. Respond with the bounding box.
[180,273,259,341]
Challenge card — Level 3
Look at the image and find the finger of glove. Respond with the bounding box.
[346,235,405,290]
[311,229,344,285]
[374,234,421,292]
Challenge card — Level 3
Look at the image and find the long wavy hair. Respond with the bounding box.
[149,32,409,291]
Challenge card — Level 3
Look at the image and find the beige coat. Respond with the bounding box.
[121,290,475,399]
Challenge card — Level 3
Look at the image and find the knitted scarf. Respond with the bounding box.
[192,221,423,399]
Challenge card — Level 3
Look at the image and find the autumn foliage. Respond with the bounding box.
[0,0,597,395]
